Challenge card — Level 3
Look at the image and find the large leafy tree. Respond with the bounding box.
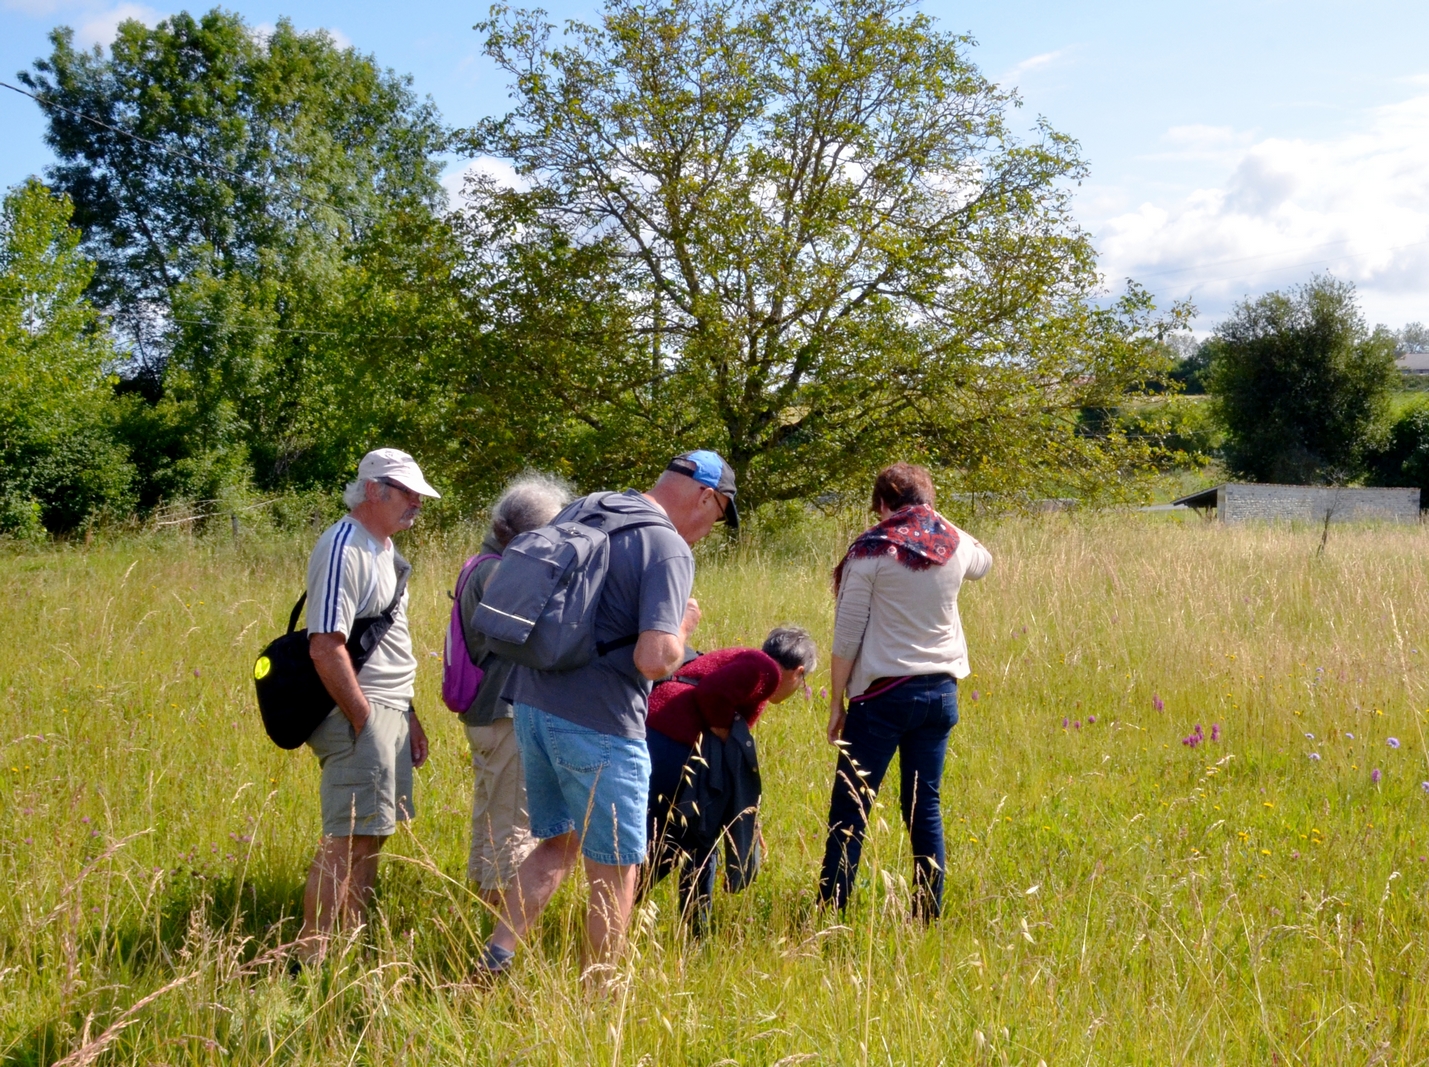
[23,11,452,497]
[1206,275,1397,484]
[0,180,133,535]
[466,0,1183,506]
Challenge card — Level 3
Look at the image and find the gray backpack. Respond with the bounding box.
[471,492,678,672]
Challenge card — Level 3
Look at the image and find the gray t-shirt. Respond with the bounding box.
[505,490,695,739]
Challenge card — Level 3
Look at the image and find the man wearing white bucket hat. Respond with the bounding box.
[296,448,440,964]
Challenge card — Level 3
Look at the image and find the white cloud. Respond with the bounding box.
[1092,89,1429,328]
[442,156,527,208]
[73,2,162,48]
[1001,50,1067,86]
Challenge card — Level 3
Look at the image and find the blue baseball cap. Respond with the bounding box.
[667,450,739,528]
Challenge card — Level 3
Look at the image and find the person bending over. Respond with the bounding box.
[644,625,817,935]
[818,462,991,920]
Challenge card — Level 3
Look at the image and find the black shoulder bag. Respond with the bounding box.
[253,558,410,749]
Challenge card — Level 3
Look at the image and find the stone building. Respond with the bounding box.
[1171,483,1421,523]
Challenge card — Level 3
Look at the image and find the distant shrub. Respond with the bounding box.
[1366,402,1429,495]
[1166,336,1212,395]
[1206,275,1397,484]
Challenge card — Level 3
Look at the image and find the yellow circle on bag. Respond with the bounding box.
[254,656,271,680]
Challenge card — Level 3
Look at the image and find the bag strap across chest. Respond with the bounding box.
[286,552,409,670]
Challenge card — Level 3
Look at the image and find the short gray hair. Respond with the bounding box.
[762,625,818,673]
[343,478,388,510]
[490,471,574,547]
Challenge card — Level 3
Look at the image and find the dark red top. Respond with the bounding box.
[646,648,782,747]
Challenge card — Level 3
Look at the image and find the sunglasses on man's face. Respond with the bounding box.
[379,478,422,501]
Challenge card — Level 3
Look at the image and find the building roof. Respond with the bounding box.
[1170,483,1421,510]
[1170,486,1219,509]
[1397,351,1429,373]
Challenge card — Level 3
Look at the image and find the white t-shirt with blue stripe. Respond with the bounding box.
[305,516,416,709]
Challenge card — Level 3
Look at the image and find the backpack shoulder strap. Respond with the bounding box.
[453,552,502,651]
[383,553,411,619]
[595,632,640,657]
[453,552,501,601]
[575,491,678,537]
[288,593,306,634]
[347,554,411,665]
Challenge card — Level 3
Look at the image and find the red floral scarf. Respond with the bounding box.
[833,504,959,594]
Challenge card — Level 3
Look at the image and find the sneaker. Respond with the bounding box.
[471,942,514,984]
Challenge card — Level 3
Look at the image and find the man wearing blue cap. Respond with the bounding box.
[481,450,737,984]
[664,449,739,531]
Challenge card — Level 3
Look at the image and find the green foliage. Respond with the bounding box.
[441,187,661,500]
[1164,333,1211,394]
[1206,275,1398,484]
[11,1,1199,520]
[0,179,134,535]
[23,11,445,344]
[160,206,470,498]
[108,383,250,510]
[466,0,1190,507]
[24,9,452,501]
[1365,398,1429,494]
[1084,394,1220,474]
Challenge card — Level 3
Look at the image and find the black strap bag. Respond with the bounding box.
[253,559,409,749]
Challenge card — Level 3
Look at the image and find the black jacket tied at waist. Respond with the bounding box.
[668,716,762,891]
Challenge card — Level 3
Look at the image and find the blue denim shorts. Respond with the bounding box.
[513,702,651,866]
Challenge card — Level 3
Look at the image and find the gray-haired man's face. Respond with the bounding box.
[371,478,423,530]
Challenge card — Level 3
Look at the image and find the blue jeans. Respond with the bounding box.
[513,702,651,866]
[818,674,958,918]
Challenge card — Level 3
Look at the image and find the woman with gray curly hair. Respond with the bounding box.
[454,471,573,909]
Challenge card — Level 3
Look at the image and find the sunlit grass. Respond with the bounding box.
[3,512,1429,1064]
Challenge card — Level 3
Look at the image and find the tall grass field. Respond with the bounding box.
[3,513,1429,1065]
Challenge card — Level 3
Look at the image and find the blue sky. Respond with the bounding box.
[4,0,1429,329]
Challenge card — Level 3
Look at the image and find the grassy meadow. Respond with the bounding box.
[3,511,1429,1065]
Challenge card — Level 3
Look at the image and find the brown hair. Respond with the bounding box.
[870,462,935,513]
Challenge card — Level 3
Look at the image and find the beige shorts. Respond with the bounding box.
[309,702,414,838]
[466,718,536,890]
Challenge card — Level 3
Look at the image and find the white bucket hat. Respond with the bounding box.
[357,448,441,498]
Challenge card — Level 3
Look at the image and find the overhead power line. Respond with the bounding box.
[1134,238,1357,278]
[7,77,1428,312]
[0,78,386,227]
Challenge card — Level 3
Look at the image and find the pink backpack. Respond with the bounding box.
[442,553,501,713]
